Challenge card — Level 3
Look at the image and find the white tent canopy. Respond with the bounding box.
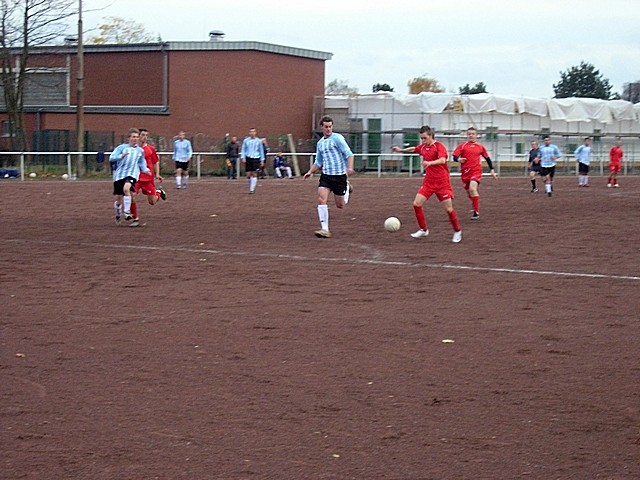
[326,92,639,125]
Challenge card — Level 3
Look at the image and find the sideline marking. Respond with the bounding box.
[8,238,640,282]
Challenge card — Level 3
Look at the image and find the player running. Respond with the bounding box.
[129,128,167,227]
[452,127,497,220]
[303,115,354,238]
[110,128,151,224]
[392,125,462,243]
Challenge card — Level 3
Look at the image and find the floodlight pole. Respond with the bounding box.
[75,0,84,177]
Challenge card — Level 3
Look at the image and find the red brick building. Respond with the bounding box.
[1,40,331,151]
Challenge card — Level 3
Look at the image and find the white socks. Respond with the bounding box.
[318,204,329,231]
[249,176,257,192]
[123,195,132,214]
[114,201,122,216]
[176,176,182,188]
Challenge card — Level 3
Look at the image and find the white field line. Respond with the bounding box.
[8,238,640,282]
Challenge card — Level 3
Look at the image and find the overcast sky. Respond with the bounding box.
[79,0,639,98]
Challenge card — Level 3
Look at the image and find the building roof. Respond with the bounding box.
[30,41,333,61]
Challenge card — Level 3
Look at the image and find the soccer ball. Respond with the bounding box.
[29,172,36,178]
[384,216,401,232]
[61,173,69,180]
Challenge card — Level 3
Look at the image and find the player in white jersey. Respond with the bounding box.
[536,135,561,197]
[109,128,151,224]
[303,116,354,238]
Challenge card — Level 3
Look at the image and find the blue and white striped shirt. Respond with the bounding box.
[173,139,193,161]
[241,137,265,160]
[314,133,353,175]
[575,145,591,165]
[110,144,150,181]
[538,144,561,168]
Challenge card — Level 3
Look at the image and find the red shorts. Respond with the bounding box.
[418,182,454,202]
[609,163,621,173]
[135,178,157,196]
[461,166,482,190]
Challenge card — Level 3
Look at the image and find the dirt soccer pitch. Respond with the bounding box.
[1,174,639,479]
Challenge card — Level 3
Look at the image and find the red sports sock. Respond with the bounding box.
[448,210,461,231]
[471,196,480,212]
[131,202,138,219]
[413,205,427,231]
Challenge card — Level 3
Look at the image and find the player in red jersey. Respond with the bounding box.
[130,128,167,227]
[392,125,462,243]
[607,136,623,188]
[452,127,497,220]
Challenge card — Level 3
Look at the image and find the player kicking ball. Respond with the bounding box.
[392,125,462,243]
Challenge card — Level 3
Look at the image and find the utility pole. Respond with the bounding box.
[75,0,84,177]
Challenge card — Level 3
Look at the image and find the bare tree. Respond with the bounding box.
[325,79,359,95]
[0,0,76,150]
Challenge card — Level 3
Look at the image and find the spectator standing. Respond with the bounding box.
[259,138,270,178]
[226,135,240,180]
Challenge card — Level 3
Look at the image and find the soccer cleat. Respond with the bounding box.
[249,190,255,194]
[115,216,121,225]
[614,183,620,188]
[607,183,612,188]
[452,230,462,243]
[410,229,429,238]
[547,192,552,197]
[471,211,480,220]
[123,211,132,221]
[531,187,538,193]
[314,229,331,238]
[130,219,140,227]
[158,186,167,200]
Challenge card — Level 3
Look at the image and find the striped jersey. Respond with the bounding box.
[241,137,265,160]
[314,132,353,175]
[538,144,561,168]
[110,144,150,181]
[574,145,591,165]
[173,139,193,161]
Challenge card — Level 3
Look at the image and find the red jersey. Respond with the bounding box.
[139,143,159,181]
[609,146,623,165]
[453,141,489,176]
[415,141,450,185]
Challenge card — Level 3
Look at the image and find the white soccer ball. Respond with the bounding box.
[61,173,69,180]
[29,172,36,178]
[384,216,401,232]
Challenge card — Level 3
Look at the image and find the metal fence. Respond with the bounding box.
[1,151,638,181]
